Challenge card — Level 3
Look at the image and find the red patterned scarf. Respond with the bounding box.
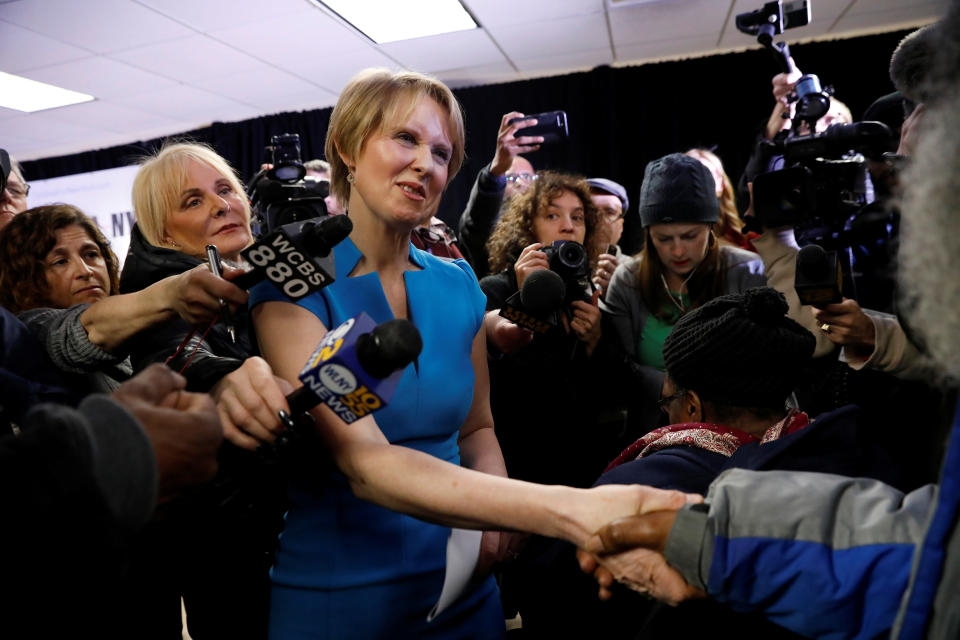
[604,408,809,473]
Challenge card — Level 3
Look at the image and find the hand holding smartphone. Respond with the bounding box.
[507,110,569,145]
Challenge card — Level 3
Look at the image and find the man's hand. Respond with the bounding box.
[484,310,534,355]
[164,264,249,325]
[490,112,543,176]
[577,510,705,604]
[592,253,620,298]
[111,364,223,501]
[813,298,876,355]
[210,356,294,450]
[472,530,527,582]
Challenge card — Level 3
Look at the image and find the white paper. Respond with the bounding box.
[427,528,482,622]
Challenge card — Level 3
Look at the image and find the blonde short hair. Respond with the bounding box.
[132,141,250,248]
[324,68,466,211]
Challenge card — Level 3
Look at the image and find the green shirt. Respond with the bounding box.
[638,292,689,371]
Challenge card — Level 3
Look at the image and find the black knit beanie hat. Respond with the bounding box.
[639,152,719,228]
[662,287,815,409]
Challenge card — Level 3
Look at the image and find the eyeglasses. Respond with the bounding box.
[505,172,537,185]
[656,391,686,414]
[598,206,624,222]
[3,182,29,199]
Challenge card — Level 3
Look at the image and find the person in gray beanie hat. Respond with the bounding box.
[601,152,766,434]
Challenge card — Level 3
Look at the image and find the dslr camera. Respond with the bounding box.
[540,240,593,306]
[248,133,329,235]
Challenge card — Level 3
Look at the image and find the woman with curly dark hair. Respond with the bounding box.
[480,171,623,489]
[0,204,240,394]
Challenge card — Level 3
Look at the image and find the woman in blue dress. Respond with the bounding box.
[250,68,684,638]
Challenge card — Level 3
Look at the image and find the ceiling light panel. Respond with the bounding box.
[314,0,477,43]
[0,72,94,112]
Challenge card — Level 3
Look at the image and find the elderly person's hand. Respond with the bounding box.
[162,264,249,326]
[513,242,549,290]
[577,510,706,604]
[490,112,543,176]
[592,252,620,298]
[211,356,294,450]
[813,298,876,357]
[111,364,223,501]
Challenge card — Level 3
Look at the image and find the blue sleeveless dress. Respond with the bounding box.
[250,236,503,639]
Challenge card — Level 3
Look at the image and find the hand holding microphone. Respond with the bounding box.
[274,313,423,450]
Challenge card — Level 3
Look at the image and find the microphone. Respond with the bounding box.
[520,269,566,314]
[230,215,353,298]
[794,244,843,306]
[283,312,422,425]
[500,269,565,334]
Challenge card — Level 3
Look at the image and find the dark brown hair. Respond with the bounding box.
[0,204,120,313]
[486,171,602,274]
[636,225,724,321]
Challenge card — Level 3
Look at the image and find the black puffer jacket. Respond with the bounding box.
[119,224,251,391]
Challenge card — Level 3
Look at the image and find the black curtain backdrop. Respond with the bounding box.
[20,29,910,255]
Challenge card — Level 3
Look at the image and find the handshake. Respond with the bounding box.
[576,487,706,606]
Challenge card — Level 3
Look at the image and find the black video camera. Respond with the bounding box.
[248,133,328,235]
[752,121,895,229]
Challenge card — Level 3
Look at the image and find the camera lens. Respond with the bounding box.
[556,241,587,270]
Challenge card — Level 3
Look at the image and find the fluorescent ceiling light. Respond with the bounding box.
[316,0,477,43]
[0,72,94,112]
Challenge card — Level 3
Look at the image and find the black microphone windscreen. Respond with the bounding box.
[301,215,353,257]
[797,244,830,280]
[520,269,565,314]
[356,319,423,378]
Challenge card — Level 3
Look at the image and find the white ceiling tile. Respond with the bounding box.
[0,21,95,72]
[463,0,601,28]
[513,47,613,73]
[280,50,405,95]
[616,35,722,65]
[111,34,273,82]
[380,29,505,73]
[109,84,259,122]
[490,12,609,61]
[189,68,336,111]
[209,8,378,72]
[41,100,185,134]
[833,4,948,33]
[1,0,194,54]
[17,57,180,100]
[0,133,49,160]
[434,61,519,89]
[610,0,730,47]
[843,0,948,15]
[0,105,26,121]
[135,0,314,32]
[0,112,110,143]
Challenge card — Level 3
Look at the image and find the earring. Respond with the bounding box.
[347,173,355,184]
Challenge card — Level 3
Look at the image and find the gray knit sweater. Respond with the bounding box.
[19,304,133,393]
